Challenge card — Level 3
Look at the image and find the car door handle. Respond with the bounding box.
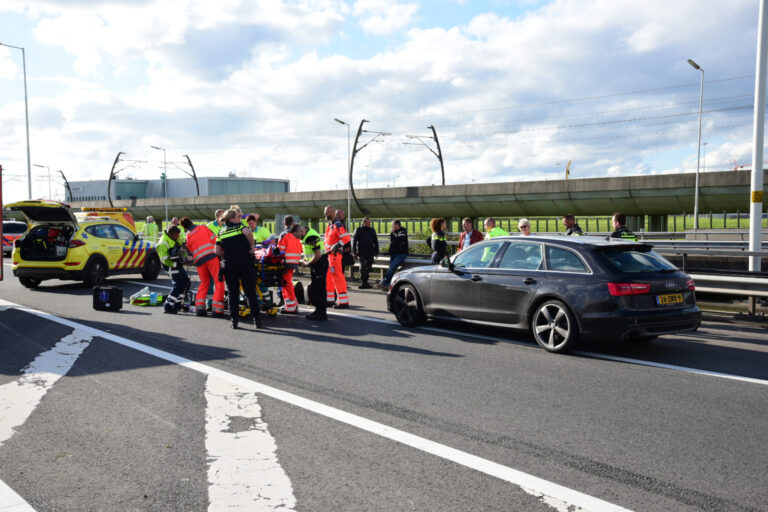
[471,275,483,282]
[524,278,536,285]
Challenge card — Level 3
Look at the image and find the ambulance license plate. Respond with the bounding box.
[656,293,683,305]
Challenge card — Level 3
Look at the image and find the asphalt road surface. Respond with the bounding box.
[1,265,766,512]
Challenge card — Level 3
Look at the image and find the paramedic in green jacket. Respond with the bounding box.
[156,226,189,314]
[143,216,159,242]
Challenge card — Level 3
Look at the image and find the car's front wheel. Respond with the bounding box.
[83,257,108,287]
[531,300,579,353]
[19,276,41,289]
[392,283,425,327]
[141,254,161,281]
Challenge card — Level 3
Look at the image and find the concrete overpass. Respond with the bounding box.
[70,170,766,230]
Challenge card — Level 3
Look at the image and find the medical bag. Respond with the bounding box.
[93,285,123,311]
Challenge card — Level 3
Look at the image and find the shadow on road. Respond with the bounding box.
[0,308,241,377]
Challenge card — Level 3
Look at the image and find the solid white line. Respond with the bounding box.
[0,479,35,512]
[205,375,296,511]
[0,298,631,512]
[324,311,768,387]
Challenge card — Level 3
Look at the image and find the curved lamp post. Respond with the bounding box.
[688,58,704,231]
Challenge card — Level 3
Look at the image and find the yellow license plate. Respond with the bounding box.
[656,293,683,305]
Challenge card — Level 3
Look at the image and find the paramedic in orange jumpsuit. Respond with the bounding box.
[323,205,351,309]
[278,224,303,314]
[180,218,225,317]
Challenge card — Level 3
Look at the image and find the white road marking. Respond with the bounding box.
[327,312,768,387]
[205,375,296,511]
[0,299,632,512]
[0,328,92,512]
[0,479,35,512]
[0,330,93,447]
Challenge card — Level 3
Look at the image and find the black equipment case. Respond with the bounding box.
[93,285,123,311]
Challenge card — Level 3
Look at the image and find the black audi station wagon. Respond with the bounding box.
[387,236,701,353]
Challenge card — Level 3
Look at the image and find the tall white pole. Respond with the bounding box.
[150,145,168,224]
[688,59,704,231]
[346,123,351,228]
[21,47,31,200]
[0,43,32,199]
[749,0,768,272]
[163,147,168,224]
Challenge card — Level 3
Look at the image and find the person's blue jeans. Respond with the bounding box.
[382,253,407,286]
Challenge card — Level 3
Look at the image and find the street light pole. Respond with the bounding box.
[334,118,352,227]
[33,163,50,198]
[150,145,168,224]
[688,58,704,231]
[0,42,32,200]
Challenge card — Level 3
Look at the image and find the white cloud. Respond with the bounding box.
[354,0,418,35]
[0,0,762,203]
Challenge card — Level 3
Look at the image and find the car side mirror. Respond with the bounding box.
[440,257,454,271]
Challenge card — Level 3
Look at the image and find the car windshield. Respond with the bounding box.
[598,248,678,273]
[3,223,27,234]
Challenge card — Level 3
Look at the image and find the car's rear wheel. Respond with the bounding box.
[392,283,425,327]
[19,276,41,288]
[83,257,108,287]
[141,254,161,281]
[531,300,579,353]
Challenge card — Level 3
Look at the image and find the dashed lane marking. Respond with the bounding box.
[0,298,632,512]
[205,374,296,511]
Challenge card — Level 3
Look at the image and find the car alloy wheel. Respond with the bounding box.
[84,257,108,287]
[392,284,425,327]
[531,300,578,353]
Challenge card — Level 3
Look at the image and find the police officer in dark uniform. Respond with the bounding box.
[215,208,262,329]
[610,211,638,241]
[296,224,330,320]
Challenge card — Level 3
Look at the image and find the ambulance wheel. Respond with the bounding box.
[19,276,41,289]
[142,254,161,280]
[392,283,425,327]
[83,257,108,287]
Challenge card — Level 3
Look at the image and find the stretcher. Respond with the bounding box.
[230,244,286,318]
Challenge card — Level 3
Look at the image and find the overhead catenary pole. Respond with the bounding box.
[58,170,73,202]
[749,0,768,272]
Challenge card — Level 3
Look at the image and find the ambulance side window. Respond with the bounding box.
[114,225,135,241]
[86,224,114,239]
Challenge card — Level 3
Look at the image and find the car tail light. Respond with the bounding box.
[607,282,651,296]
[68,240,85,248]
[686,280,695,291]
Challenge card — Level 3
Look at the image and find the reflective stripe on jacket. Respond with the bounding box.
[186,224,217,266]
[279,232,303,268]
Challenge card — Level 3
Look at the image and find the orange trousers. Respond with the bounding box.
[195,258,225,314]
[282,268,298,312]
[325,253,349,305]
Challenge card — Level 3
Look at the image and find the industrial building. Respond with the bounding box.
[67,174,290,203]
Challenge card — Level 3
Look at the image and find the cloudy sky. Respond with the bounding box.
[0,0,764,203]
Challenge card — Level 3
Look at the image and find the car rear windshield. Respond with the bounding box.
[2,223,27,234]
[597,248,678,274]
